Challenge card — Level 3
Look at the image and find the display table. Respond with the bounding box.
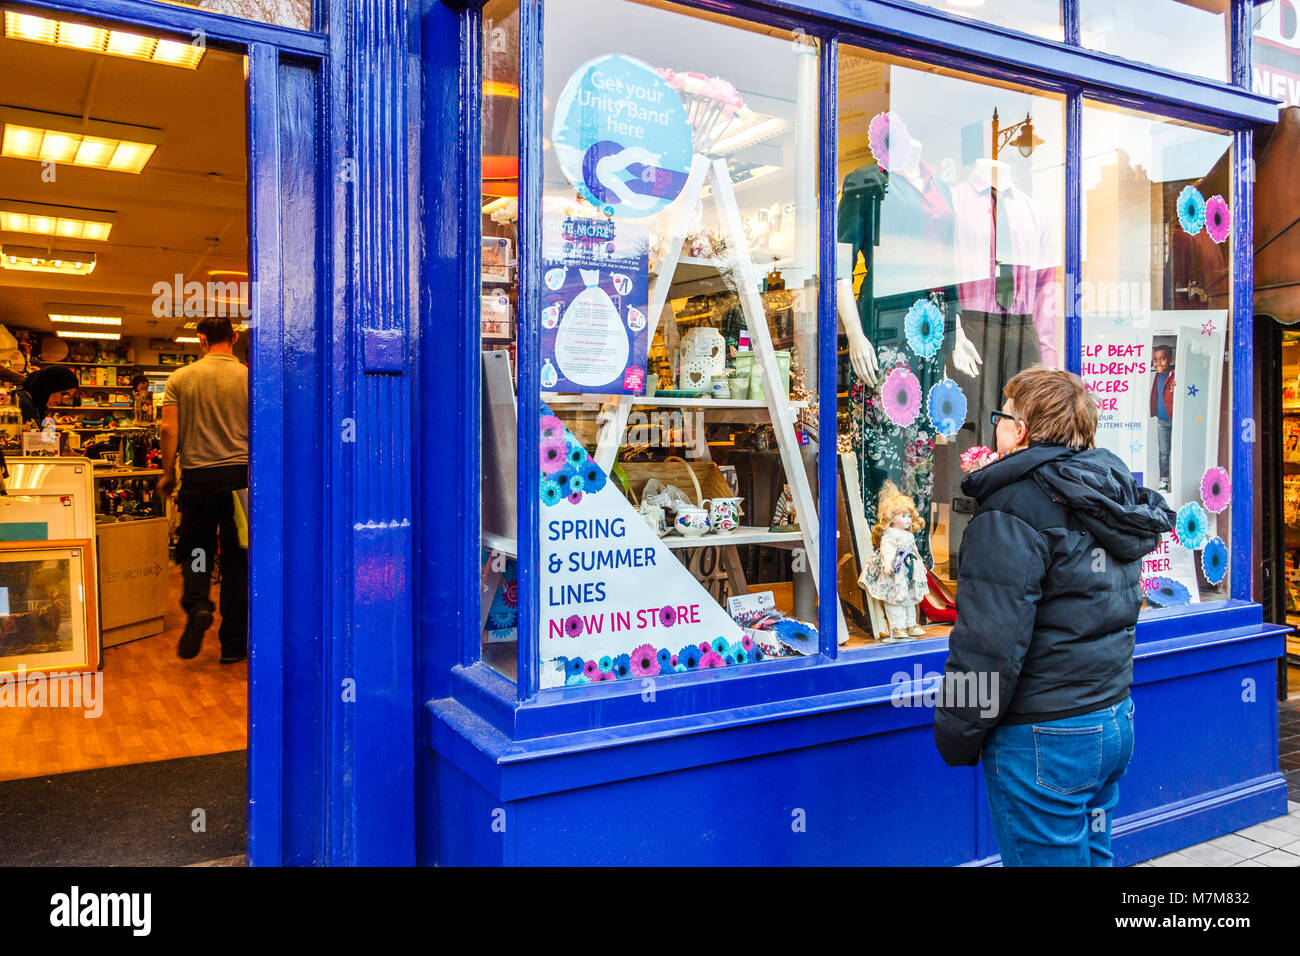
[96,517,169,647]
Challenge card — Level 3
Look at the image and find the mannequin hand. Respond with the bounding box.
[951,325,983,379]
[849,335,879,388]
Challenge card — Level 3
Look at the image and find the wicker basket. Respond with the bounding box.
[620,457,732,507]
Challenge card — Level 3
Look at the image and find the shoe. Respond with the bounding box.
[219,653,247,665]
[889,626,914,641]
[177,609,213,659]
[907,625,927,637]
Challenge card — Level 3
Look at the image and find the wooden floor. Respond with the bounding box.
[0,567,247,782]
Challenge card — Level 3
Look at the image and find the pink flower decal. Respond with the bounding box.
[1201,465,1231,513]
[583,660,598,678]
[630,644,660,677]
[540,438,568,474]
[867,111,910,172]
[880,366,921,427]
[564,614,583,638]
[1205,195,1230,244]
[698,650,726,668]
[567,491,583,504]
[502,581,518,608]
[740,634,754,651]
[659,605,677,627]
[540,414,565,440]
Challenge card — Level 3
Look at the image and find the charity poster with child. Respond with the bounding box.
[537,405,743,688]
[1080,313,1227,605]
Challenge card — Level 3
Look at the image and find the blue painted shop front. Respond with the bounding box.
[29,0,1289,865]
[419,0,1294,867]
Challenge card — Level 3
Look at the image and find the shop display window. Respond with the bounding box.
[834,46,1065,647]
[1079,0,1229,83]
[157,0,313,31]
[1080,102,1233,607]
[908,0,1064,41]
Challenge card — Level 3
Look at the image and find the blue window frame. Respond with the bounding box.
[450,0,1277,740]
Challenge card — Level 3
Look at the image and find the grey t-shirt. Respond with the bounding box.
[162,353,248,470]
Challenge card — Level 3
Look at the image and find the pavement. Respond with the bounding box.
[1135,698,1300,867]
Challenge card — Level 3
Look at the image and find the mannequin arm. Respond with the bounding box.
[950,312,983,379]
[837,277,879,387]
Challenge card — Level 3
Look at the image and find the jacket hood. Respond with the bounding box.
[961,443,1175,562]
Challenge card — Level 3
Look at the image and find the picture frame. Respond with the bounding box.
[0,540,99,681]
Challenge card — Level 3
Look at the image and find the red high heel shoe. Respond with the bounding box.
[921,567,957,624]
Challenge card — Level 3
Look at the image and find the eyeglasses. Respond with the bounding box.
[990,410,1023,427]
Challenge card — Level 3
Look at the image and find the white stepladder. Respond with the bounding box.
[593,154,849,645]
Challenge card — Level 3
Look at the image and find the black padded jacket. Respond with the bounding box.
[933,441,1175,767]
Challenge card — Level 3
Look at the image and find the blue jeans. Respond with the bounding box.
[982,696,1135,867]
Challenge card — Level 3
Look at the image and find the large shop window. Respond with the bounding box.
[483,0,826,687]
[834,46,1064,646]
[1080,102,1233,607]
[1079,0,1229,83]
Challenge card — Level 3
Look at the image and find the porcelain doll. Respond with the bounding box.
[859,480,929,642]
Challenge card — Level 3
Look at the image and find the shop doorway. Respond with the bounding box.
[0,7,259,865]
[1259,315,1300,693]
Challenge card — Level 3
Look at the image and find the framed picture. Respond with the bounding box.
[0,540,98,681]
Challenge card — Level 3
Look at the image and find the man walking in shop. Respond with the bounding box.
[157,316,248,663]
[1149,345,1175,492]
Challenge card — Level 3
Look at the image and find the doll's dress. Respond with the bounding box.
[859,526,930,606]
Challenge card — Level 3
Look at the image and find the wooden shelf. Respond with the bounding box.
[93,468,163,479]
[544,393,806,410]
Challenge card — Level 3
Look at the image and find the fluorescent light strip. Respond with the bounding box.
[174,336,200,343]
[49,315,122,326]
[56,329,119,340]
[0,201,114,241]
[2,123,156,174]
[4,12,204,69]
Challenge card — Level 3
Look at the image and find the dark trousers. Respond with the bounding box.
[177,466,248,655]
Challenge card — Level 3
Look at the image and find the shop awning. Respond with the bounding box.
[1255,106,1300,324]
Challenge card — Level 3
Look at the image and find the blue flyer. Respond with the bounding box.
[540,215,650,395]
[551,54,693,219]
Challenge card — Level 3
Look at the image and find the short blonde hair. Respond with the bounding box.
[872,481,923,549]
[1004,365,1097,451]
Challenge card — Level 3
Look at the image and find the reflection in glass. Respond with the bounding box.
[160,0,312,30]
[908,0,1063,41]
[836,47,1064,647]
[1080,102,1232,605]
[1080,0,1228,82]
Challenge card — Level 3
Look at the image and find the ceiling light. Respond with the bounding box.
[174,336,200,343]
[710,116,793,156]
[47,304,123,326]
[0,200,115,241]
[56,329,119,340]
[0,108,160,174]
[4,12,204,69]
[1,244,96,275]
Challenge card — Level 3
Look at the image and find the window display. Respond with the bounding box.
[1080,102,1233,606]
[835,47,1064,646]
[502,0,827,687]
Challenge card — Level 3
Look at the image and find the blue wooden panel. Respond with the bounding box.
[817,35,838,658]
[1231,128,1254,602]
[246,41,287,869]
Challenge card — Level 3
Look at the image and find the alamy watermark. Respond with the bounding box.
[0,666,103,718]
[151,273,253,320]
[890,663,999,719]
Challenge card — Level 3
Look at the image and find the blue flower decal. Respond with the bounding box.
[678,644,701,669]
[927,378,967,438]
[611,654,631,679]
[565,657,585,677]
[540,477,562,507]
[579,459,607,494]
[711,636,730,655]
[773,618,819,654]
[1177,185,1206,236]
[552,464,577,497]
[1144,576,1191,608]
[597,655,614,674]
[1175,501,1209,550]
[566,438,587,467]
[1201,536,1228,586]
[656,647,673,671]
[904,298,945,358]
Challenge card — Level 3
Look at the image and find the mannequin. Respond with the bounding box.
[836,139,982,568]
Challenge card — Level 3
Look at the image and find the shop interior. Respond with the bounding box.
[0,8,249,860]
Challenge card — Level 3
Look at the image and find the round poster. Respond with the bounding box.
[551,54,693,219]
